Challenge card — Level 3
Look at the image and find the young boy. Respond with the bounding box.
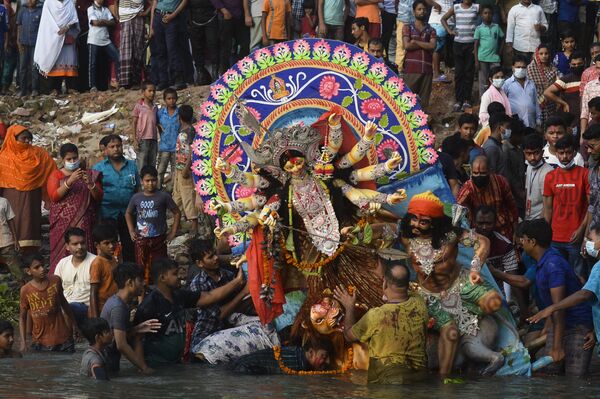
[453,113,484,162]
[261,0,292,46]
[172,105,199,236]
[0,320,21,358]
[157,88,179,190]
[134,258,243,366]
[189,240,246,349]
[0,194,22,281]
[89,224,119,318]
[100,262,160,373]
[80,317,113,380]
[474,5,504,99]
[125,165,181,285]
[232,339,332,374]
[87,0,120,92]
[442,0,479,112]
[16,0,41,97]
[132,82,159,171]
[19,253,75,353]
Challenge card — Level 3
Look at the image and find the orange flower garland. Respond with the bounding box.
[273,346,354,375]
[279,235,345,272]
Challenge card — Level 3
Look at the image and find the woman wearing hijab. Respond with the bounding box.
[526,44,558,129]
[0,125,57,251]
[33,0,80,95]
[47,143,103,274]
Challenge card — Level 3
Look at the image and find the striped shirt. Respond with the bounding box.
[552,73,581,121]
[453,3,479,43]
[118,0,144,22]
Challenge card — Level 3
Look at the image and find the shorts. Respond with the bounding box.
[418,269,495,334]
[431,23,447,53]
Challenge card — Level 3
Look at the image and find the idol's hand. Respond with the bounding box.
[364,121,377,140]
[214,226,235,239]
[328,113,341,127]
[386,189,407,204]
[211,199,232,213]
[215,157,232,175]
[469,270,483,285]
[385,151,402,171]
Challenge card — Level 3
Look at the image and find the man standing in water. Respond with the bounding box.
[334,260,429,384]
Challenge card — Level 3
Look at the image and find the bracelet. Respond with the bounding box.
[470,255,482,273]
[64,181,71,189]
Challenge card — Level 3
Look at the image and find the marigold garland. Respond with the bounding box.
[278,235,345,272]
[273,345,354,375]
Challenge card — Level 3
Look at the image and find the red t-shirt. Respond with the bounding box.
[543,166,589,243]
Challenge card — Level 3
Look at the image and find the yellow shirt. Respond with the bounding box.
[351,295,428,371]
[474,126,491,147]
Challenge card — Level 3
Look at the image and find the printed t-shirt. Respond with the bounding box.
[543,166,589,243]
[175,127,194,170]
[89,255,118,312]
[20,275,72,347]
[134,288,201,366]
[127,191,178,238]
[263,0,292,40]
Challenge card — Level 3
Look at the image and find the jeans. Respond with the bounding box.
[2,45,17,89]
[89,43,120,89]
[218,14,250,75]
[453,41,475,103]
[551,241,586,279]
[136,139,158,171]
[152,10,186,85]
[69,302,89,327]
[18,45,39,93]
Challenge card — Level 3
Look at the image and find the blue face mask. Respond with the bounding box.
[64,159,80,171]
[586,240,599,258]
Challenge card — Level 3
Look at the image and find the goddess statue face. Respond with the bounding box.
[309,296,344,335]
[283,156,306,177]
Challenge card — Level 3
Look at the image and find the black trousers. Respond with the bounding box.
[453,41,475,103]
[381,10,396,62]
[218,15,249,75]
[188,13,219,82]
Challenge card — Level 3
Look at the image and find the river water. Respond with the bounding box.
[1,349,600,399]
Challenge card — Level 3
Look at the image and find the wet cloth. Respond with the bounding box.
[134,288,200,366]
[80,347,109,380]
[100,294,130,372]
[191,313,280,364]
[232,346,308,374]
[33,0,79,75]
[351,295,428,384]
[20,275,73,348]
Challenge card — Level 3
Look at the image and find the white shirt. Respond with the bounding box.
[428,0,454,25]
[87,4,113,46]
[54,253,96,305]
[506,3,547,53]
[542,144,584,168]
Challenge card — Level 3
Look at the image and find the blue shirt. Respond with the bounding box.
[93,158,140,219]
[502,75,541,128]
[558,0,586,23]
[535,248,593,329]
[0,5,8,48]
[396,0,414,23]
[157,107,180,152]
[582,260,600,345]
[16,6,41,46]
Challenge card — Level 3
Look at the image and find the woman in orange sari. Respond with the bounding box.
[0,125,57,251]
[47,143,103,274]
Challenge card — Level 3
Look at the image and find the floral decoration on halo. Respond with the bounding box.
[360,98,385,119]
[319,75,340,100]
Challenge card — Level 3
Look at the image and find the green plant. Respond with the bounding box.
[0,282,19,324]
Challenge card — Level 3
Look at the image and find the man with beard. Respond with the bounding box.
[457,155,519,240]
[401,0,436,109]
[93,134,140,262]
[396,191,504,377]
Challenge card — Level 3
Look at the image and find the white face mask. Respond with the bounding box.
[492,78,505,89]
[526,159,544,168]
[64,159,80,171]
[514,68,526,79]
[558,159,576,169]
[586,240,599,258]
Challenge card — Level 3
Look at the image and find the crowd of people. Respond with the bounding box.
[2,0,600,386]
